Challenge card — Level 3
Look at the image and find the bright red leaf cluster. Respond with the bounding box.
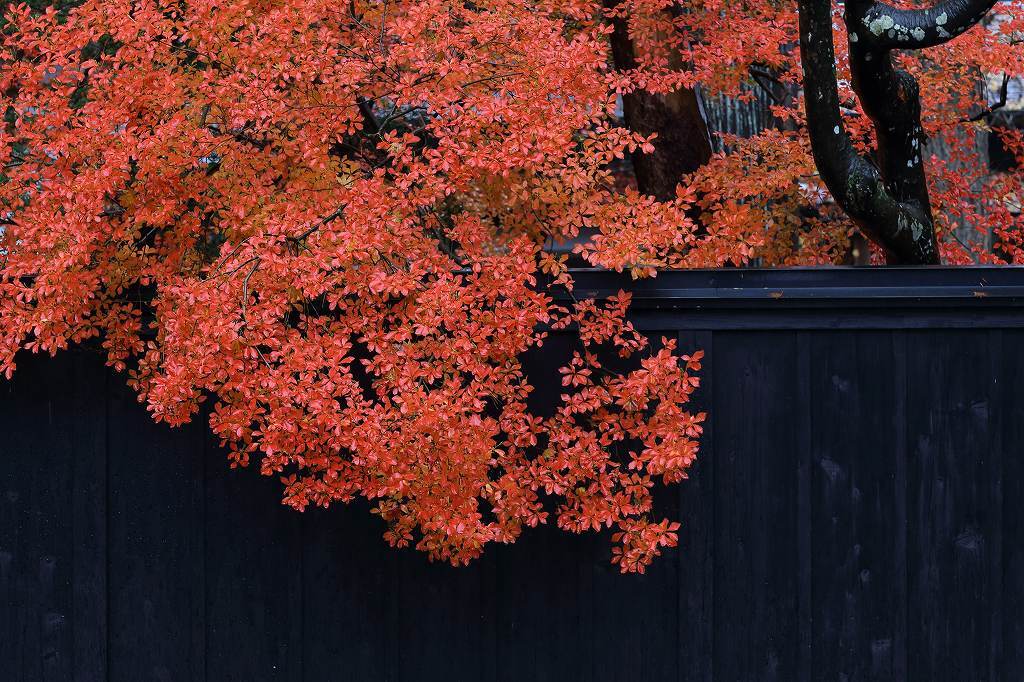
[0,0,1020,570]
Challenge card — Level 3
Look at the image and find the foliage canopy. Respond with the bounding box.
[0,0,1019,569]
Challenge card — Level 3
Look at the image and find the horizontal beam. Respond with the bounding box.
[561,268,1024,310]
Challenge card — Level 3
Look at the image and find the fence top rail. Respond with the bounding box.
[562,267,1024,310]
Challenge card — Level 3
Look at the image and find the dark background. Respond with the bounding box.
[3,268,1024,681]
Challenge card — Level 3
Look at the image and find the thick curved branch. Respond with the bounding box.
[848,39,932,217]
[854,0,999,49]
[603,0,712,201]
[800,0,940,264]
[800,0,861,195]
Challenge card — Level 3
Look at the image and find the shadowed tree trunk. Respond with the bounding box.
[799,0,999,264]
[603,0,713,201]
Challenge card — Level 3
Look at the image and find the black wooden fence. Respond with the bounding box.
[3,267,1024,681]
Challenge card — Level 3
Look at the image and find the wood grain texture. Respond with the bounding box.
[2,268,1022,681]
[105,369,206,682]
[676,330,714,682]
[808,331,907,681]
[1,352,75,682]
[711,331,799,681]
[1002,330,1024,678]
[905,329,1000,680]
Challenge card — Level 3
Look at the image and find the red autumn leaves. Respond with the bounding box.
[0,0,1020,570]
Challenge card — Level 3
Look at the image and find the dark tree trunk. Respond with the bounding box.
[603,0,713,201]
[798,0,998,265]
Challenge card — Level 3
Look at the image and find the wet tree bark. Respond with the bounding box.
[798,0,998,264]
[603,0,713,201]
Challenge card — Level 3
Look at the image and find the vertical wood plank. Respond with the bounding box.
[0,352,75,682]
[301,503,393,682]
[988,330,1004,682]
[494,331,592,682]
[893,331,909,682]
[71,350,108,682]
[106,372,206,682]
[492,527,593,682]
[392,550,495,682]
[796,333,812,682]
[588,532,679,682]
[906,329,998,680]
[0,360,14,680]
[189,410,207,682]
[0,354,26,681]
[712,331,799,681]
[587,331,680,682]
[676,329,713,682]
[808,331,907,680]
[204,434,303,682]
[1001,330,1024,678]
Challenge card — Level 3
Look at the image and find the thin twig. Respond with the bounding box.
[964,73,1010,123]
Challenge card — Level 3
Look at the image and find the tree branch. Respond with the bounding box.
[854,0,1000,50]
[356,96,380,135]
[800,0,871,202]
[963,72,1010,122]
[800,0,940,264]
[602,0,712,201]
